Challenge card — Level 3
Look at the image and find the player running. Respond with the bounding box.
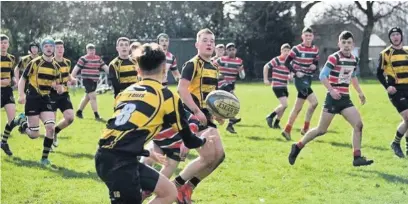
[17,38,64,165]
[71,43,109,121]
[108,37,138,98]
[95,43,209,204]
[0,34,21,156]
[214,42,245,134]
[376,27,408,158]
[14,42,40,80]
[175,28,226,203]
[50,39,76,148]
[157,33,181,86]
[288,31,374,167]
[264,43,292,129]
[282,27,320,140]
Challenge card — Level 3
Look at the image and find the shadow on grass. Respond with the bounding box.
[349,169,408,185]
[235,124,264,128]
[315,140,389,152]
[57,151,95,160]
[5,156,101,182]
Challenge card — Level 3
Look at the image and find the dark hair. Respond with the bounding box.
[302,27,313,34]
[55,39,64,45]
[136,43,166,74]
[0,34,9,41]
[281,43,291,50]
[116,37,130,46]
[338,31,354,41]
[157,33,169,43]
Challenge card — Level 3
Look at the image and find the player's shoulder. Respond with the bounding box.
[21,55,31,60]
[7,53,15,61]
[161,86,178,100]
[380,45,392,54]
[30,56,43,64]
[109,57,119,65]
[236,57,243,62]
[63,57,71,64]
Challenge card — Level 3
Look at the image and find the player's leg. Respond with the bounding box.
[141,141,163,166]
[288,109,335,165]
[76,94,89,118]
[389,91,408,158]
[140,163,177,204]
[301,90,318,135]
[88,91,101,120]
[341,106,374,166]
[1,102,17,156]
[274,96,288,129]
[160,150,181,179]
[175,128,222,203]
[20,97,42,139]
[53,96,74,147]
[282,95,306,140]
[267,87,288,128]
[39,111,56,165]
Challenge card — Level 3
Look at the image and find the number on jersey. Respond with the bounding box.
[114,103,137,126]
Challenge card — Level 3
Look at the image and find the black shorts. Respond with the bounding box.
[51,92,73,112]
[323,93,354,114]
[1,87,15,108]
[219,82,235,93]
[272,87,289,98]
[152,141,183,162]
[83,79,98,93]
[95,149,143,203]
[297,87,314,99]
[389,90,408,113]
[198,108,217,131]
[25,95,54,116]
[139,162,160,192]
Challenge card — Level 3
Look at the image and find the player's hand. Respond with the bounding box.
[329,89,341,100]
[309,64,317,70]
[387,86,397,95]
[56,84,64,94]
[296,72,304,78]
[18,94,26,104]
[194,109,208,127]
[149,149,167,166]
[69,77,77,85]
[1,79,11,86]
[179,143,190,161]
[264,79,270,85]
[214,116,225,125]
[359,93,366,105]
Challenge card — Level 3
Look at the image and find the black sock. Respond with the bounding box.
[274,119,280,126]
[188,177,201,188]
[2,124,12,144]
[55,126,62,135]
[42,137,54,159]
[8,120,16,130]
[393,131,404,144]
[267,112,277,119]
[77,110,82,114]
[94,112,100,118]
[174,176,186,187]
[406,136,408,150]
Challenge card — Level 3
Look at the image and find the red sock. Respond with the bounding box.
[296,141,304,149]
[303,122,310,131]
[353,149,361,157]
[284,124,292,133]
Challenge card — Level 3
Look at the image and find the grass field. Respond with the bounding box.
[1,82,408,204]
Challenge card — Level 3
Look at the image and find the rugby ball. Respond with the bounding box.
[205,90,240,119]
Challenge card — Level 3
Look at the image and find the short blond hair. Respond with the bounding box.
[130,42,142,50]
[196,28,214,42]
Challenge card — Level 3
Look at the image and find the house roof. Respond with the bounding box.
[370,34,387,47]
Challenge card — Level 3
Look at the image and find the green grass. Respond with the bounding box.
[1,82,408,204]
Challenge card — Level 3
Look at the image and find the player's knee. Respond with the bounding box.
[167,182,178,201]
[355,121,363,132]
[402,113,408,123]
[316,130,327,137]
[311,101,318,109]
[88,94,97,100]
[218,152,226,164]
[28,126,40,139]
[65,115,74,124]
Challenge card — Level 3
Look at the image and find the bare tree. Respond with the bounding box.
[293,1,321,40]
[324,1,404,76]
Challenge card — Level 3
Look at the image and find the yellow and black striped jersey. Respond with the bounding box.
[17,55,35,75]
[0,54,16,87]
[22,56,61,96]
[55,58,71,93]
[181,55,219,109]
[108,57,138,97]
[99,79,203,156]
[379,46,408,87]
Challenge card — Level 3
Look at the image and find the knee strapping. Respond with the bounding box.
[28,126,40,132]
[43,120,55,125]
